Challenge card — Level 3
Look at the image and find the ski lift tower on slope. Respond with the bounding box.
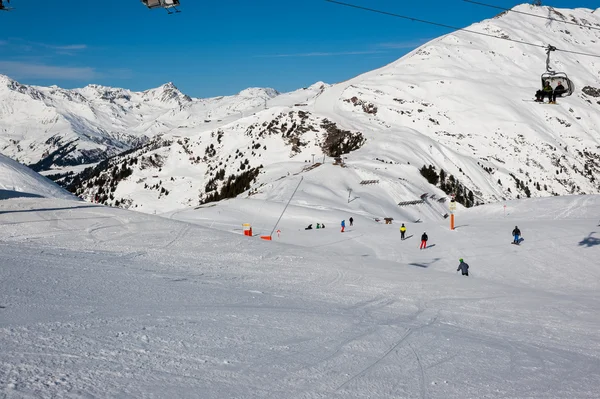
[141,0,181,13]
[541,45,575,97]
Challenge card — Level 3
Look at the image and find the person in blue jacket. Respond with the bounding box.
[457,258,469,276]
[512,226,521,244]
[341,219,346,233]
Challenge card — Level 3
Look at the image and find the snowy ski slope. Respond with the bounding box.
[1,3,599,397]
[1,191,599,398]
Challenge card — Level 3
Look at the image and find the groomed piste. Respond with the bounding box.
[1,189,599,398]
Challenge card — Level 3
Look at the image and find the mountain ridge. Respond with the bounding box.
[0,73,290,169]
[2,3,600,216]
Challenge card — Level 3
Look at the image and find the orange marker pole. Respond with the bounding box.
[449,197,456,231]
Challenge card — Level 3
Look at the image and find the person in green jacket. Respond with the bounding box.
[535,81,553,103]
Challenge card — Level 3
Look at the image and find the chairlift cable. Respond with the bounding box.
[324,0,600,59]
[325,0,545,48]
[463,0,600,32]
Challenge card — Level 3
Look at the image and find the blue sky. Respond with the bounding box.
[0,0,596,97]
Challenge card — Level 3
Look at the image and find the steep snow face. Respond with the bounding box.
[312,4,600,203]
[0,153,77,200]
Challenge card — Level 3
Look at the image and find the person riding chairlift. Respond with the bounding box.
[551,81,566,104]
[535,81,553,103]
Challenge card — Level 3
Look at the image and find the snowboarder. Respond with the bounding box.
[420,232,428,249]
[551,81,566,104]
[322,223,325,229]
[305,224,313,230]
[316,223,321,229]
[512,226,521,244]
[400,223,407,240]
[457,258,469,276]
[349,217,354,226]
[535,81,553,103]
[341,220,346,233]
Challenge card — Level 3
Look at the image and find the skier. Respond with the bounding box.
[322,223,325,229]
[420,232,428,249]
[349,217,354,226]
[305,224,313,230]
[341,220,346,233]
[535,81,553,103]
[551,81,566,104]
[457,258,469,276]
[316,223,321,229]
[400,223,407,240]
[512,226,521,244]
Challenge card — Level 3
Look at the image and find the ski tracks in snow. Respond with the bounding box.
[164,224,192,249]
[555,194,586,220]
[334,303,438,396]
[410,344,428,399]
[335,327,414,391]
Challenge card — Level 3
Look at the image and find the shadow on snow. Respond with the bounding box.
[408,257,441,269]
[0,189,45,200]
[578,232,600,248]
[0,205,101,215]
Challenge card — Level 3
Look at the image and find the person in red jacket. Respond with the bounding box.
[420,232,428,249]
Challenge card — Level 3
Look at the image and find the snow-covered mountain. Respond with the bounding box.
[3,4,600,216]
[0,153,76,200]
[59,4,600,215]
[0,73,294,169]
[313,3,600,203]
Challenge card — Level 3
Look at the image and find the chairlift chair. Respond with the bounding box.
[141,0,181,13]
[541,45,575,97]
[0,0,14,11]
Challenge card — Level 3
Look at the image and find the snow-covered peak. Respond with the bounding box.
[0,74,15,87]
[0,75,45,99]
[142,82,192,104]
[76,84,132,102]
[306,81,328,90]
[237,87,280,99]
[161,82,177,90]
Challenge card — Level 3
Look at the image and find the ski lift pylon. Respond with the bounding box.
[541,45,574,97]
